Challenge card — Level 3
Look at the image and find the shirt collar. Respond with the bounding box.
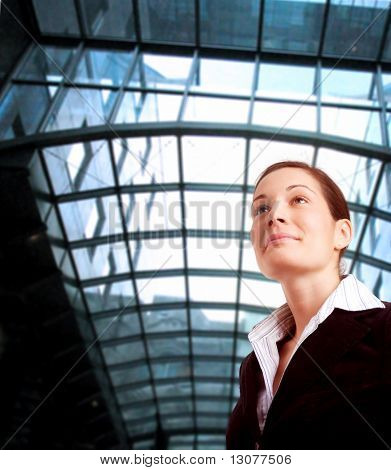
[248,273,385,344]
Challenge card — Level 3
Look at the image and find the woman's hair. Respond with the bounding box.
[254,160,351,279]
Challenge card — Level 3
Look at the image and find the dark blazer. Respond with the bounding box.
[226,301,391,450]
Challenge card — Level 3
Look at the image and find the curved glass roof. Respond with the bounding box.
[0,0,390,450]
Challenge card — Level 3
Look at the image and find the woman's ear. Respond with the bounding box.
[335,218,352,250]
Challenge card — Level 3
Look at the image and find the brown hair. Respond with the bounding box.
[254,161,351,279]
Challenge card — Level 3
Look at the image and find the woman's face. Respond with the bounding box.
[250,167,348,281]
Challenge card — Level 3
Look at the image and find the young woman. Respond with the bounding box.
[226,161,390,450]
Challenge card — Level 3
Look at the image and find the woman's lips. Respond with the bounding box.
[266,237,299,248]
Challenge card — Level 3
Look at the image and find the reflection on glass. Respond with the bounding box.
[33,0,80,35]
[147,335,189,358]
[361,216,391,263]
[81,0,136,39]
[17,46,74,82]
[262,0,325,53]
[321,68,377,106]
[192,336,233,356]
[184,96,248,123]
[0,85,56,140]
[93,312,141,340]
[46,88,116,132]
[59,195,121,241]
[102,341,145,366]
[143,309,187,333]
[129,237,184,272]
[182,136,246,184]
[257,63,316,100]
[191,58,254,95]
[113,136,179,186]
[252,101,317,131]
[73,49,133,86]
[323,0,389,59]
[190,308,236,331]
[200,0,260,48]
[84,279,136,313]
[138,0,195,44]
[115,92,182,122]
[129,54,192,90]
[136,276,186,304]
[43,140,114,194]
[382,73,391,105]
[321,107,382,145]
[184,191,243,231]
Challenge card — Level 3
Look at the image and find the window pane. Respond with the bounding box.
[352,263,389,303]
[361,216,391,263]
[184,96,249,123]
[182,136,246,184]
[93,311,141,340]
[321,68,378,106]
[190,58,254,95]
[81,0,136,39]
[381,73,391,106]
[102,341,145,366]
[129,54,192,90]
[143,308,187,333]
[187,236,239,270]
[73,49,133,86]
[46,88,116,131]
[262,0,326,54]
[188,276,237,303]
[191,308,236,332]
[138,0,195,44]
[374,163,391,213]
[257,63,316,101]
[115,92,182,123]
[84,279,136,313]
[113,136,179,185]
[43,140,114,194]
[0,85,56,140]
[323,0,390,59]
[321,107,382,145]
[252,101,317,131]
[192,336,233,356]
[200,0,260,49]
[17,46,75,82]
[32,0,80,35]
[238,309,268,334]
[129,237,184,272]
[136,276,186,304]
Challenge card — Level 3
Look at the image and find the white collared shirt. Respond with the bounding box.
[247,273,385,434]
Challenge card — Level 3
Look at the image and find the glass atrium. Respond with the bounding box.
[0,0,390,450]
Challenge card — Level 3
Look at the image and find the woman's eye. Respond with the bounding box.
[253,196,307,217]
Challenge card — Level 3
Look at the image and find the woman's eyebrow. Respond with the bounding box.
[252,184,316,208]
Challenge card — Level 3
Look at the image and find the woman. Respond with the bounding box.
[226,161,391,450]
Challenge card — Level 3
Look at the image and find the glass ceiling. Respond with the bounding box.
[0,0,390,451]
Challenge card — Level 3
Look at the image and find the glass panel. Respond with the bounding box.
[109,364,150,386]
[257,63,316,101]
[316,148,382,206]
[360,216,391,263]
[252,100,316,131]
[122,191,182,232]
[195,382,230,396]
[374,163,391,213]
[184,96,249,123]
[187,236,239,271]
[115,92,182,123]
[43,140,114,194]
[239,278,285,308]
[262,0,326,54]
[196,400,230,413]
[241,238,261,273]
[156,380,191,398]
[159,400,193,415]
[190,308,236,331]
[142,308,187,333]
[162,416,194,430]
[188,276,237,303]
[147,336,189,358]
[321,68,378,106]
[200,0,260,49]
[127,420,156,437]
[93,311,141,340]
[184,191,243,231]
[130,237,184,272]
[151,360,190,379]
[136,276,186,304]
[73,49,133,86]
[102,341,145,366]
[17,46,75,81]
[72,241,129,279]
[46,88,116,132]
[236,337,252,357]
[352,262,390,303]
[58,195,121,241]
[129,54,192,90]
[182,136,246,184]
[247,140,313,190]
[32,0,80,35]
[123,406,156,421]
[81,0,136,39]
[323,1,390,59]
[138,0,195,44]
[381,73,391,106]
[347,210,367,252]
[0,85,56,140]
[84,279,136,313]
[190,58,254,95]
[382,26,391,62]
[321,107,382,145]
[237,309,268,334]
[192,336,233,356]
[113,136,179,186]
